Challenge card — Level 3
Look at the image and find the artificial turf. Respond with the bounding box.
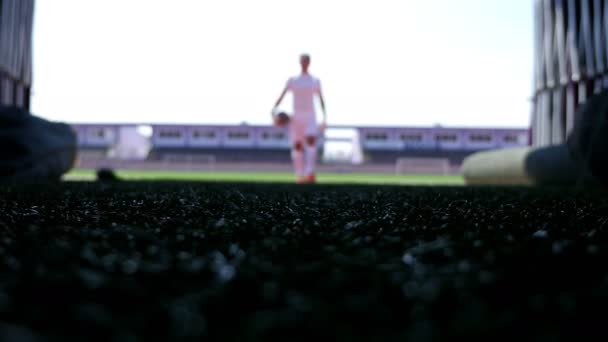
[0,181,607,341]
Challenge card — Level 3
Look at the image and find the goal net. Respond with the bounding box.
[395,157,451,175]
[161,154,216,171]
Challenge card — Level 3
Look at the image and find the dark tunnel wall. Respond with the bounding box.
[0,0,35,111]
[533,0,608,147]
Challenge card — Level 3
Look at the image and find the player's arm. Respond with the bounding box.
[318,90,327,123]
[272,79,291,116]
[317,81,327,130]
[273,87,288,111]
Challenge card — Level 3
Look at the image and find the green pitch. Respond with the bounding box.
[65,169,464,185]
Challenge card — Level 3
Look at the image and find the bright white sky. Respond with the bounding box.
[31,0,533,128]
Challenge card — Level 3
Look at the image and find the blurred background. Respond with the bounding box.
[24,0,535,182]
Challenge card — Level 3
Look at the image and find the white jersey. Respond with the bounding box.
[286,74,321,116]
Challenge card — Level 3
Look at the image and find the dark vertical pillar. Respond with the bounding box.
[0,0,34,111]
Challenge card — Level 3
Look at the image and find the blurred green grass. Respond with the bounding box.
[65,169,465,185]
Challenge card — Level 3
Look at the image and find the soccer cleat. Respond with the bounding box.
[305,174,316,183]
[0,106,77,182]
[296,176,307,184]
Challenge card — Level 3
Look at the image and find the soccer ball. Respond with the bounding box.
[273,112,291,127]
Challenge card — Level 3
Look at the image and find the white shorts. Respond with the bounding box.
[289,112,317,144]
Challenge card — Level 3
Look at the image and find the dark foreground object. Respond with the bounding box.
[0,106,76,181]
[1,182,608,341]
[567,89,608,187]
[96,168,120,182]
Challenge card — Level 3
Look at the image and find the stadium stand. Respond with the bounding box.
[70,123,528,174]
[147,147,291,163]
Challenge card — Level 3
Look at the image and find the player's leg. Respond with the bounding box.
[291,141,306,182]
[289,121,306,183]
[302,117,319,183]
[304,135,317,183]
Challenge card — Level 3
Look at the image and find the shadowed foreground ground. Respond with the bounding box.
[0,182,607,341]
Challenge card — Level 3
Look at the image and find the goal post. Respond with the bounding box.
[395,157,451,175]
